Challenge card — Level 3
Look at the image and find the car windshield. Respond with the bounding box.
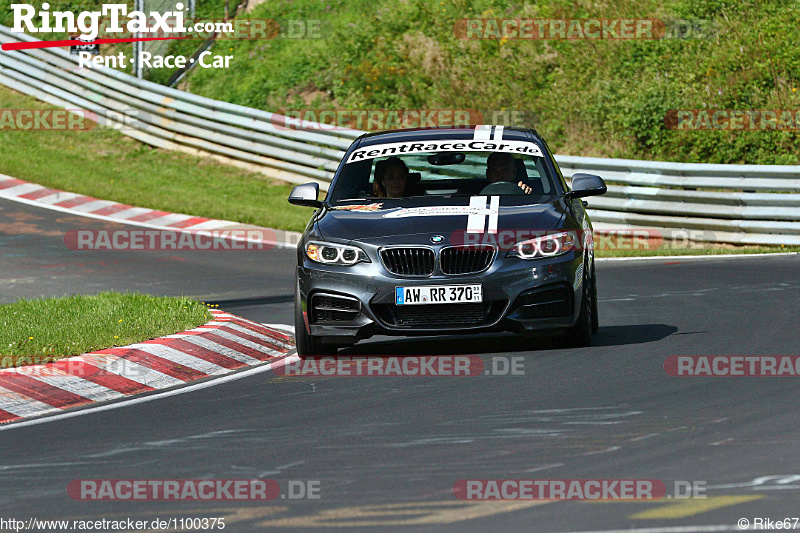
[327,147,559,204]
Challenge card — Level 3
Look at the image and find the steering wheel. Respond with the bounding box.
[480,181,525,195]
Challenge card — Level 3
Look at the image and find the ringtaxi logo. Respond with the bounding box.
[8,4,322,44]
[275,356,525,377]
[11,3,187,41]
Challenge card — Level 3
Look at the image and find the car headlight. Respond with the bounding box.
[508,231,577,259]
[305,241,370,265]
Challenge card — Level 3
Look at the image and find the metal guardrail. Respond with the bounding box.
[1,25,799,245]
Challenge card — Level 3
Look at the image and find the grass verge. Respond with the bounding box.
[0,292,212,368]
[0,86,313,233]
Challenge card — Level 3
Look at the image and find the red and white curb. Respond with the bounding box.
[0,173,302,249]
[0,310,295,425]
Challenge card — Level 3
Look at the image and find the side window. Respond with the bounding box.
[333,159,373,201]
[522,157,551,194]
[541,139,568,192]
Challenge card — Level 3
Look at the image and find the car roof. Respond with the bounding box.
[354,125,542,147]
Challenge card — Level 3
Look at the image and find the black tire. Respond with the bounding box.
[590,259,599,334]
[562,259,594,348]
[294,282,337,358]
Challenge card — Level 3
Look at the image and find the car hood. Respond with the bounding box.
[316,197,568,246]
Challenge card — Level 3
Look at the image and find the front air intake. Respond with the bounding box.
[380,247,435,277]
[439,246,495,275]
[310,293,360,323]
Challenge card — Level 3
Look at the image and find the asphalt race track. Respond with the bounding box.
[2,196,800,532]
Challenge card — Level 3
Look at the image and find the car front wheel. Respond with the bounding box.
[562,258,595,348]
[590,258,599,334]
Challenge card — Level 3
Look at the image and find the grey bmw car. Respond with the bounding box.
[288,125,607,356]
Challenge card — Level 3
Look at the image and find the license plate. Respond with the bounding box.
[395,284,482,305]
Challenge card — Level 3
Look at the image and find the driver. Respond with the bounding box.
[374,156,410,198]
[486,152,533,194]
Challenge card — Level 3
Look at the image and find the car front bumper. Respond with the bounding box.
[297,250,585,346]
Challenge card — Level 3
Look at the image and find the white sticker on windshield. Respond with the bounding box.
[347,139,543,163]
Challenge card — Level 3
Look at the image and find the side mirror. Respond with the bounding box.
[568,173,607,199]
[288,182,322,208]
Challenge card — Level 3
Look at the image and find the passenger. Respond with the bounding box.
[486,152,533,194]
[374,156,411,198]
